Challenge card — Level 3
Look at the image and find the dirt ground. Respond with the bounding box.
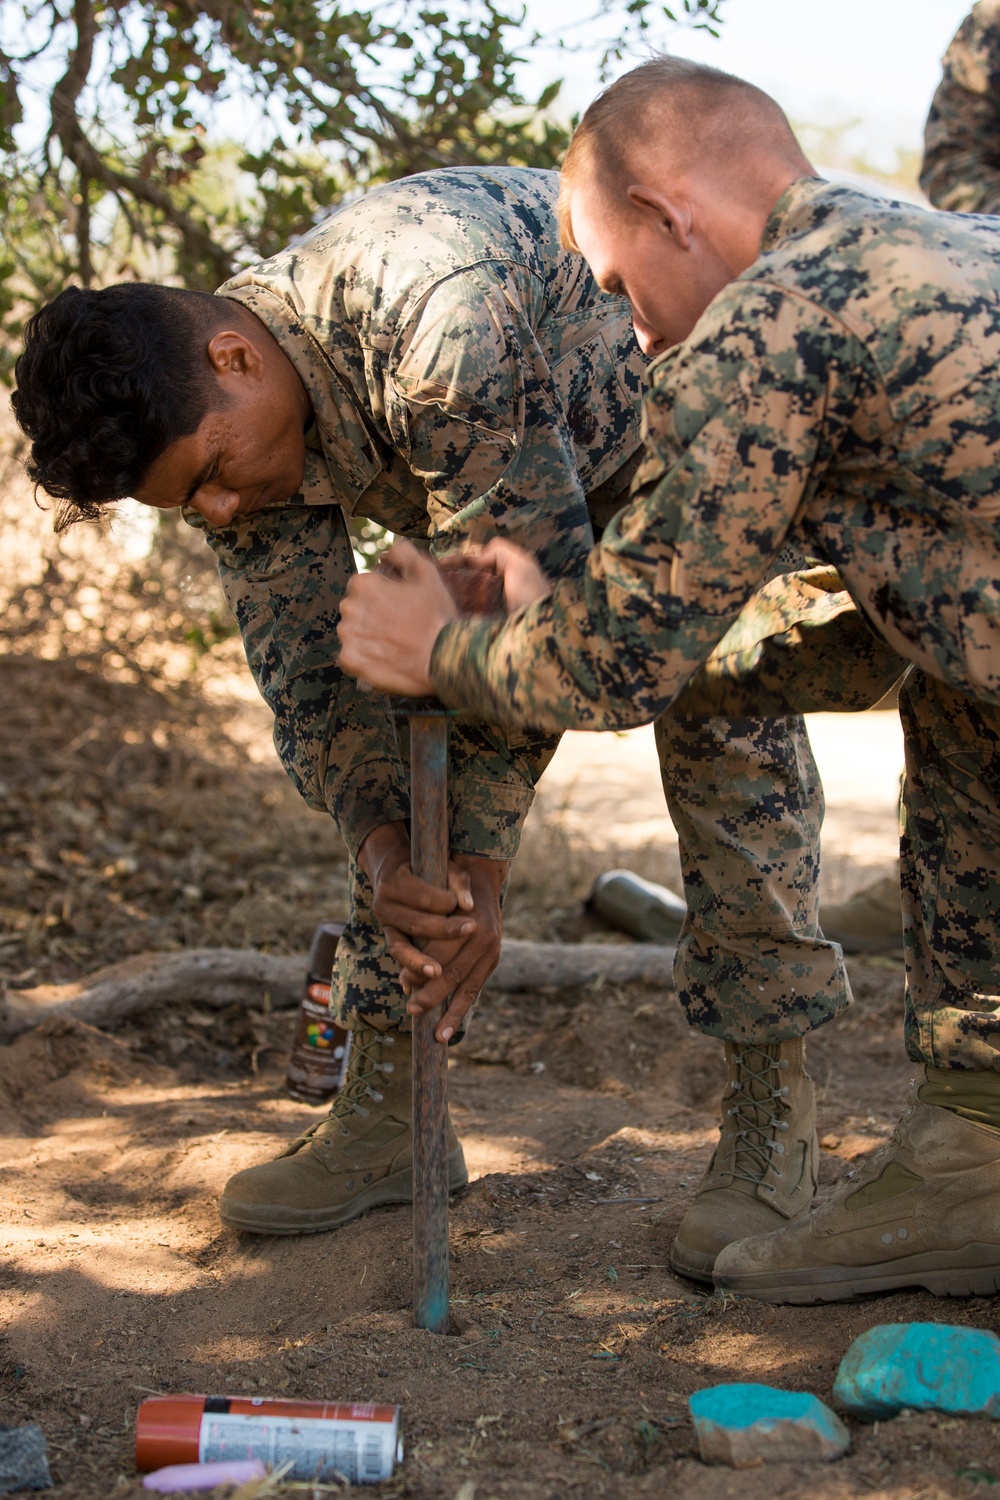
[3,648,999,1500]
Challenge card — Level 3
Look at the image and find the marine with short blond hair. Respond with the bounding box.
[339,56,1000,1305]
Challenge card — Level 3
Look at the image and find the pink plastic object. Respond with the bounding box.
[143,1459,266,1492]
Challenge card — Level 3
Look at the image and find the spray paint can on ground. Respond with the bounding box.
[285,920,349,1104]
[135,1395,402,1484]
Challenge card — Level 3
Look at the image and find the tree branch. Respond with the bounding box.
[0,940,676,1040]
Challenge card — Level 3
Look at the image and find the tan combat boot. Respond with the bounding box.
[714,1074,1000,1304]
[669,1039,817,1282]
[219,1025,468,1234]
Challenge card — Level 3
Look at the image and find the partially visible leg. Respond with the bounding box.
[219,718,563,1237]
[714,673,1000,1303]
[658,708,838,1280]
[219,856,467,1235]
[661,567,906,1281]
[659,710,847,1043]
[899,669,1000,1071]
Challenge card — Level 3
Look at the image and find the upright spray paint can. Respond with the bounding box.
[135,1395,402,1484]
[285,920,349,1104]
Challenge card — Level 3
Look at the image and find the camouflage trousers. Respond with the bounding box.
[682,566,1000,1072]
[900,670,1000,1072]
[331,706,851,1042]
[332,563,870,1044]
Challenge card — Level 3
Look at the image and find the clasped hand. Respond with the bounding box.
[337,535,553,696]
[358,821,505,1044]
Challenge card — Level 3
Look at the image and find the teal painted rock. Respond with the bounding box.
[689,1384,850,1467]
[834,1322,1000,1419]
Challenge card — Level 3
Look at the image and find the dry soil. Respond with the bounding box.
[2,649,996,1500]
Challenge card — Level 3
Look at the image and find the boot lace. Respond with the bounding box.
[295,1028,396,1146]
[724,1044,791,1192]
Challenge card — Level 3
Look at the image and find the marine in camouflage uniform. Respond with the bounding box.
[922,0,1000,213]
[428,175,1000,1076]
[192,167,850,1048]
[191,164,869,1261]
[416,170,1000,1300]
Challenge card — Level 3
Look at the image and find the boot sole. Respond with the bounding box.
[219,1150,469,1236]
[714,1243,1000,1304]
[668,1240,716,1285]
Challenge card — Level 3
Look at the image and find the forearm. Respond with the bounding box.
[430,565,737,732]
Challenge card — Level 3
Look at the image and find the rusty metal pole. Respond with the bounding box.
[407,707,451,1334]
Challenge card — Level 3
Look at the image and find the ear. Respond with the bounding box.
[205,329,265,381]
[626,184,694,250]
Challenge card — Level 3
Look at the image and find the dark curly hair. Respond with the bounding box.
[12,283,233,527]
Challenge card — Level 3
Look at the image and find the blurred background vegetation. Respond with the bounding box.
[0,0,725,988]
[0,0,724,374]
[0,0,723,672]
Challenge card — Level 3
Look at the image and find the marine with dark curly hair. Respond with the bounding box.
[12,167,891,1280]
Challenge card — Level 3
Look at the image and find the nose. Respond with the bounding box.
[189,484,242,527]
[632,316,669,358]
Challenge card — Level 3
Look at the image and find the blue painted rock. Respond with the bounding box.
[834,1322,1000,1419]
[689,1384,850,1467]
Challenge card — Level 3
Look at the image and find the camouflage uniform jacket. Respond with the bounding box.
[430,177,1000,731]
[190,167,645,858]
[922,0,1000,212]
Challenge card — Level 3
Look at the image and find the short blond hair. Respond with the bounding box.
[558,56,803,249]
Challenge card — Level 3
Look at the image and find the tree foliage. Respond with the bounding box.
[0,0,724,377]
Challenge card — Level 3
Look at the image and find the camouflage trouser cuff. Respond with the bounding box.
[332,902,472,1042]
[333,985,469,1047]
[674,926,851,1043]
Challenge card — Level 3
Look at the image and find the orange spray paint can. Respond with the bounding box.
[135,1395,402,1483]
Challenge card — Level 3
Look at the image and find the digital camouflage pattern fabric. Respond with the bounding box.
[900,672,1000,1072]
[428,175,1000,1071]
[196,167,648,866]
[922,0,1000,213]
[430,177,1000,728]
[184,166,850,1037]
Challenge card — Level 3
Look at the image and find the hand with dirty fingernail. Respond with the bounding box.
[401,852,506,1042]
[357,821,485,987]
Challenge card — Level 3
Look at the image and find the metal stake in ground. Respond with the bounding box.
[405,703,451,1334]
